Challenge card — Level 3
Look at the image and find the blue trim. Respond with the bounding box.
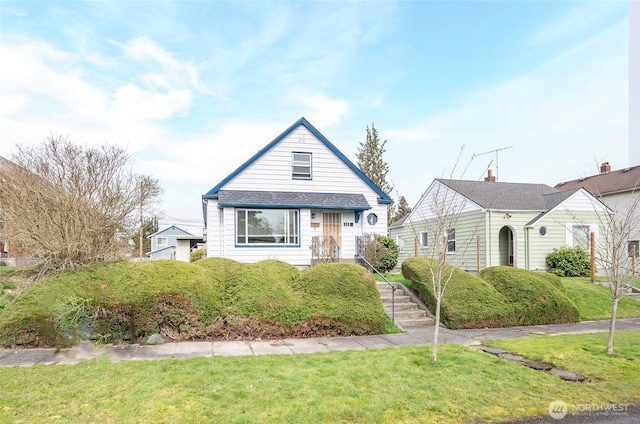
[233,208,302,248]
[202,117,393,204]
[218,202,371,211]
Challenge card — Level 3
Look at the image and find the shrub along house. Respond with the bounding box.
[202,117,392,268]
[390,171,609,273]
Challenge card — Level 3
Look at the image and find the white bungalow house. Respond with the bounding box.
[390,172,609,273]
[147,226,204,262]
[201,117,392,268]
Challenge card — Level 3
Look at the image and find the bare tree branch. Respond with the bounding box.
[0,135,162,276]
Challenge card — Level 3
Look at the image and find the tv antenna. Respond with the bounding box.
[472,146,513,181]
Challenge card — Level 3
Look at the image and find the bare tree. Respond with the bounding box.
[0,135,162,275]
[593,192,640,354]
[404,150,478,361]
[407,180,473,362]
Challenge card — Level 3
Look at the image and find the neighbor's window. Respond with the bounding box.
[447,228,456,252]
[292,152,312,179]
[419,231,428,248]
[571,225,590,251]
[157,236,168,247]
[628,240,640,258]
[236,209,299,245]
[396,235,405,252]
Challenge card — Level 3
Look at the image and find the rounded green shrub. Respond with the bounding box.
[363,235,399,272]
[545,246,591,277]
[295,263,386,335]
[0,258,388,347]
[401,257,517,329]
[0,261,223,347]
[479,266,579,326]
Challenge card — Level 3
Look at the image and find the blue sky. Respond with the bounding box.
[0,1,630,234]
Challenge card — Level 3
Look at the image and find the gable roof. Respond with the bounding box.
[436,179,560,210]
[147,225,197,239]
[555,164,640,196]
[202,117,393,205]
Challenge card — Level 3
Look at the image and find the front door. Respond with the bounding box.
[499,226,514,266]
[322,212,342,261]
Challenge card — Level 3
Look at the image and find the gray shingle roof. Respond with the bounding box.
[436,179,561,210]
[218,190,372,210]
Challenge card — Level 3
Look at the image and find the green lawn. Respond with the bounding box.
[1,331,638,423]
[562,277,640,320]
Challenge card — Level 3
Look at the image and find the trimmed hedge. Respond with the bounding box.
[294,263,386,334]
[0,259,386,348]
[0,261,223,347]
[479,266,580,326]
[401,257,517,329]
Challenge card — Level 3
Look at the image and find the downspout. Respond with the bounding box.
[487,210,492,267]
[525,226,530,270]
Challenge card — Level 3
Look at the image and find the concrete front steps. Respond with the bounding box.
[376,281,434,329]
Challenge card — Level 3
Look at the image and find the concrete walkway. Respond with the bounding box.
[1,318,639,367]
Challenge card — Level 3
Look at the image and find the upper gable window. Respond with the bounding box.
[292,152,312,179]
[157,236,168,247]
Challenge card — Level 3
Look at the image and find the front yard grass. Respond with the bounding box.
[562,277,640,320]
[0,330,638,423]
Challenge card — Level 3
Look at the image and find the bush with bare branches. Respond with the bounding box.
[0,135,161,276]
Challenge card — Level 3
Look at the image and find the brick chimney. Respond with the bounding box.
[600,162,611,174]
[484,169,496,182]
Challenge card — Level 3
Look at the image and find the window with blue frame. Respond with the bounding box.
[236,209,299,245]
[292,152,312,179]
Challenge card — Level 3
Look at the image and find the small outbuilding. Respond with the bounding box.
[147,226,203,262]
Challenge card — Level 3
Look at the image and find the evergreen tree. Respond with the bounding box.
[390,195,412,224]
[357,124,394,224]
[357,124,391,195]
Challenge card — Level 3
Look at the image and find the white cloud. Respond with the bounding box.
[124,36,214,96]
[288,92,349,128]
[111,83,192,121]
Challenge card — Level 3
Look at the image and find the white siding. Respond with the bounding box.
[223,127,377,202]
[556,190,609,212]
[205,125,388,267]
[408,180,481,222]
[175,240,191,262]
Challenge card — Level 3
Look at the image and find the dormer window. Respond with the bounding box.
[292,152,311,179]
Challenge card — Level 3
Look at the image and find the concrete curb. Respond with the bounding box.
[1,318,639,367]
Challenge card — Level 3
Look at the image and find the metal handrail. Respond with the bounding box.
[356,254,396,323]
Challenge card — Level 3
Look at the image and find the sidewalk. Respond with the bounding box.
[1,318,639,367]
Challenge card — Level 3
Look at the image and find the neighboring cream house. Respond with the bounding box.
[390,173,608,273]
[148,226,203,262]
[202,117,392,268]
[555,162,640,258]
